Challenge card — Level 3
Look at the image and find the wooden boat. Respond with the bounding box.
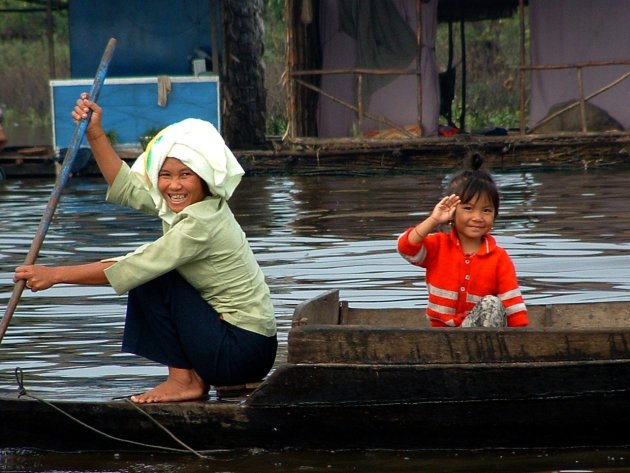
[3,289,630,453]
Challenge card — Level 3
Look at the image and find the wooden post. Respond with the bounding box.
[46,0,55,79]
[576,67,587,132]
[415,0,423,136]
[357,73,363,133]
[220,0,267,146]
[518,0,526,134]
[459,18,466,131]
[209,0,219,74]
[286,0,297,140]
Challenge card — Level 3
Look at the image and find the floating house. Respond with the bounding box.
[2,0,629,177]
[266,0,630,173]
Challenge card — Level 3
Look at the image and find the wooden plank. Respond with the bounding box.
[287,326,630,364]
[342,307,426,326]
[249,360,630,405]
[291,289,339,326]
[340,302,630,328]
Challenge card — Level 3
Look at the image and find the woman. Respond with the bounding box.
[13,94,277,403]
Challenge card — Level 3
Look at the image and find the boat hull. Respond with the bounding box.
[4,290,630,452]
[2,358,630,452]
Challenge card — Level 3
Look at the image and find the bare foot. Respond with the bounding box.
[131,367,208,404]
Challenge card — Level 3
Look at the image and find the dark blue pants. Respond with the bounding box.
[122,271,277,386]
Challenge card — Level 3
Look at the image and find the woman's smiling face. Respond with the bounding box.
[158,157,207,212]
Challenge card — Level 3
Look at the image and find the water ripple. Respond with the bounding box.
[2,170,630,399]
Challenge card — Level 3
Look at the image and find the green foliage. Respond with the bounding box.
[263,0,285,58]
[263,0,287,135]
[265,113,287,136]
[2,106,49,128]
[138,126,164,149]
[105,129,118,145]
[265,0,284,24]
[0,1,70,131]
[436,14,525,131]
[0,0,69,40]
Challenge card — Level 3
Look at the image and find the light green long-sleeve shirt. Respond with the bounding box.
[102,163,276,337]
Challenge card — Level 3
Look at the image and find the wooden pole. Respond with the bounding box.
[415,0,423,137]
[459,17,466,131]
[46,0,55,79]
[529,70,630,132]
[286,0,297,140]
[209,0,219,74]
[0,38,117,343]
[518,0,526,134]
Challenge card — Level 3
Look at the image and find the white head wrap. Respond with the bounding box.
[130,118,244,223]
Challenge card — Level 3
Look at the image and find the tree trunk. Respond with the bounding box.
[221,0,267,148]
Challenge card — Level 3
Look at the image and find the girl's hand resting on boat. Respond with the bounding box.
[13,265,56,292]
[429,194,460,225]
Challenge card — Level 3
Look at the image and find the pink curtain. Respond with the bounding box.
[316,0,439,137]
[530,0,630,129]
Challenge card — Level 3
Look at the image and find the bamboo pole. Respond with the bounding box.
[0,38,117,343]
[357,74,363,132]
[292,67,416,76]
[523,59,630,71]
[294,78,417,138]
[459,18,466,131]
[415,0,423,137]
[285,0,297,140]
[529,70,630,132]
[576,67,587,132]
[46,0,55,79]
[518,0,526,133]
[209,0,219,74]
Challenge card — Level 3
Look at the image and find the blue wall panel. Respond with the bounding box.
[68,0,220,77]
[51,77,220,149]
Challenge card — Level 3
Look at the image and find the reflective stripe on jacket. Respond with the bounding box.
[397,227,528,327]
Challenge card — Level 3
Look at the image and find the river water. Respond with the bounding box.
[2,167,630,471]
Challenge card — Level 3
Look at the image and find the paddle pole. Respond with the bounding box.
[0,38,117,343]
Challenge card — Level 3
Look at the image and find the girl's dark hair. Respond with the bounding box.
[447,154,500,216]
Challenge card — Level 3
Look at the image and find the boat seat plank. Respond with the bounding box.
[287,326,630,364]
[314,302,630,329]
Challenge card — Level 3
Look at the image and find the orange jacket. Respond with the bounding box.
[397,227,528,327]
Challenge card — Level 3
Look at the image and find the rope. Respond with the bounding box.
[122,398,207,458]
[13,367,209,458]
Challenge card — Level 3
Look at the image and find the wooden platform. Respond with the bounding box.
[1,131,630,178]
[238,132,630,175]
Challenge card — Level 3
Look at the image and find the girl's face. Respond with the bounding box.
[454,192,495,245]
[158,157,207,212]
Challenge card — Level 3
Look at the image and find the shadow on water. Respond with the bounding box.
[2,168,630,471]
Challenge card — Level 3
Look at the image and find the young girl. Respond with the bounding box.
[397,155,528,327]
[13,94,277,403]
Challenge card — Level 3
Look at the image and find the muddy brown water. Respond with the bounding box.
[2,169,630,471]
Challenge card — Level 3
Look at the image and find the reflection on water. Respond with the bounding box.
[2,168,630,470]
[3,169,630,397]
[1,446,629,473]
